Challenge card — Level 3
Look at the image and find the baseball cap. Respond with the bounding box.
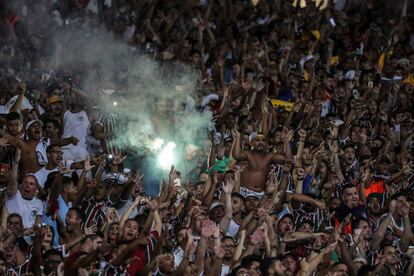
[367,193,383,204]
[277,207,294,221]
[48,95,62,105]
[26,119,43,131]
[101,172,128,185]
[244,193,261,200]
[231,192,245,201]
[209,201,225,211]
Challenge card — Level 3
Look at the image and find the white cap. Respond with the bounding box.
[26,119,43,131]
[209,201,225,211]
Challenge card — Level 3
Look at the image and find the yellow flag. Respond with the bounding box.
[270,99,294,111]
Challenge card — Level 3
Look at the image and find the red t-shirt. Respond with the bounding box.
[126,230,160,276]
[64,250,87,275]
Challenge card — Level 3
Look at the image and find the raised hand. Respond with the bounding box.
[84,224,97,236]
[133,195,143,207]
[169,165,179,181]
[235,163,247,174]
[83,155,95,171]
[323,241,338,253]
[223,178,235,194]
[282,127,294,142]
[327,135,338,150]
[58,162,74,175]
[250,226,265,245]
[231,129,240,139]
[111,148,127,166]
[201,219,219,238]
[266,173,279,194]
[148,199,159,211]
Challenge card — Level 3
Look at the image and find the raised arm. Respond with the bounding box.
[118,196,141,233]
[231,129,248,161]
[294,129,307,168]
[73,156,95,207]
[369,212,392,252]
[6,148,20,197]
[219,178,234,233]
[9,83,26,113]
[144,199,162,237]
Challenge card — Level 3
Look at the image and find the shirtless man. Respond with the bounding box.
[232,129,288,196]
[2,119,44,177]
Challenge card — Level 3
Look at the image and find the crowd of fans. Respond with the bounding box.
[0,0,414,275]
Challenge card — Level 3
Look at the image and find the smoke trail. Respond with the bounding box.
[6,2,214,180]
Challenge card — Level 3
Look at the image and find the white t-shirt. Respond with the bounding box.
[221,264,230,276]
[34,166,58,188]
[173,247,184,268]
[62,110,90,161]
[6,95,33,112]
[6,191,44,228]
[36,139,50,167]
[226,218,240,238]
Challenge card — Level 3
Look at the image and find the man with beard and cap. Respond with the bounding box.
[232,129,289,198]
[208,201,225,225]
[276,210,294,237]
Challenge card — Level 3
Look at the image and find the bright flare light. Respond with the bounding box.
[158,142,176,170]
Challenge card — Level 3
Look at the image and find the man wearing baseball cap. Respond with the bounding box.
[40,95,63,124]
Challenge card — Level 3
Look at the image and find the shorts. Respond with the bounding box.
[240,186,265,199]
